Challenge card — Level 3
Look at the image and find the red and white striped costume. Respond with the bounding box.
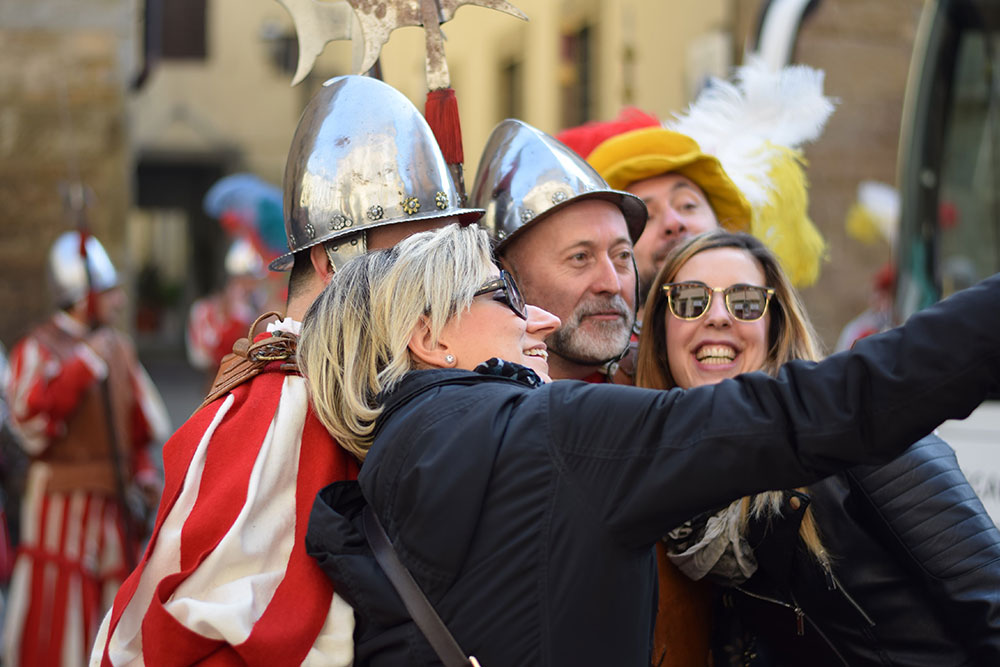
[3,311,170,667]
[92,318,359,666]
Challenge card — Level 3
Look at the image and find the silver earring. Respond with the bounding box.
[445,354,455,365]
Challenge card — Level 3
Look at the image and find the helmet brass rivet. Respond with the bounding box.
[402,196,421,215]
[435,191,449,209]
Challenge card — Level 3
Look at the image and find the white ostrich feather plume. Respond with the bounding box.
[665,57,836,206]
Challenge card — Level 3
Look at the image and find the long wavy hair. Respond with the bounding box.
[635,230,828,566]
[298,223,496,461]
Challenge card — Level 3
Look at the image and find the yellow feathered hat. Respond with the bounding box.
[586,127,753,233]
[664,59,833,287]
[667,59,835,287]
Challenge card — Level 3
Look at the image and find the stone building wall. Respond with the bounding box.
[0,1,135,347]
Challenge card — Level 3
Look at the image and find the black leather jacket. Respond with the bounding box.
[306,275,1000,666]
[717,435,1000,667]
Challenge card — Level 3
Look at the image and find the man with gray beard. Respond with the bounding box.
[471,120,647,382]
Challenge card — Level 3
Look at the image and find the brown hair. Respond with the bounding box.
[635,229,828,565]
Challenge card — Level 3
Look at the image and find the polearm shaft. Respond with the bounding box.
[420,0,466,201]
[69,186,138,572]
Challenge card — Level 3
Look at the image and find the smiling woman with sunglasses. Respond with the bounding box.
[636,229,1000,666]
[298,223,1000,667]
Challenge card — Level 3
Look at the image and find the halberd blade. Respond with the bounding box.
[347,0,527,75]
[276,0,364,85]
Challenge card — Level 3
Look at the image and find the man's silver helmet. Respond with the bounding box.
[47,231,119,308]
[470,119,647,252]
[269,75,483,271]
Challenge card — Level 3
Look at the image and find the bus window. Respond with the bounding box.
[936,28,1000,298]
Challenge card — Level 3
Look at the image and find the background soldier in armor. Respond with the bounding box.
[3,231,170,667]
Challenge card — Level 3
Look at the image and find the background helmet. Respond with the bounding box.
[47,231,118,308]
[470,119,647,253]
[224,237,266,278]
[269,75,483,271]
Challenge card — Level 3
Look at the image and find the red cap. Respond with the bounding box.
[555,107,660,158]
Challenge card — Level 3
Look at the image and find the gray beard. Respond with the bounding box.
[547,299,634,365]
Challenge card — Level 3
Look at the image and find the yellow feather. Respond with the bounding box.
[747,145,827,287]
[845,202,885,245]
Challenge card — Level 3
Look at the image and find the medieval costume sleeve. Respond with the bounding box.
[7,312,112,454]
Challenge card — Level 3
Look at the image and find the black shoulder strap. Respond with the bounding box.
[362,505,480,667]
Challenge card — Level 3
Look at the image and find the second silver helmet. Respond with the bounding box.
[47,231,119,308]
[270,75,483,271]
[470,119,647,251]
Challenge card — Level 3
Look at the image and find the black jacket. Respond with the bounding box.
[720,435,1000,667]
[306,275,1000,667]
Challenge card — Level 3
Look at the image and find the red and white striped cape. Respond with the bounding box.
[3,312,170,667]
[93,319,360,666]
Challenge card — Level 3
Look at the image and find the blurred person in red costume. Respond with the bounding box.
[836,180,901,352]
[3,231,169,667]
[185,238,269,384]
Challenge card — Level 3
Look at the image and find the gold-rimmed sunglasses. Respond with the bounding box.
[662,281,775,322]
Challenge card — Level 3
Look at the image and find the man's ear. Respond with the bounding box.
[310,244,335,284]
[407,316,454,368]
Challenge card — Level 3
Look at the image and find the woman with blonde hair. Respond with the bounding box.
[299,223,1000,666]
[637,229,1000,666]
